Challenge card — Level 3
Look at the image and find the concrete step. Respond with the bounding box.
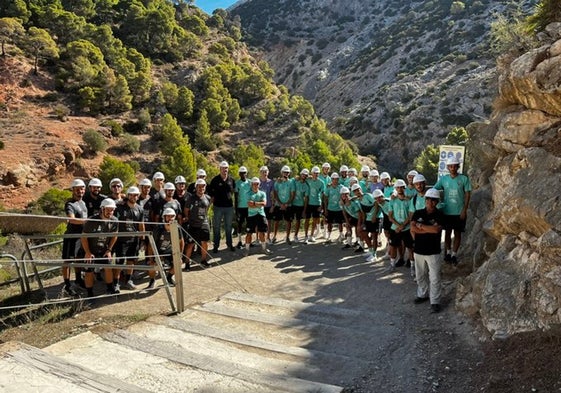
[0,341,149,393]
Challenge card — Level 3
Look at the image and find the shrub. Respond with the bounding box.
[82,129,107,154]
[53,104,70,121]
[98,156,136,194]
[102,120,124,137]
[119,133,140,153]
[36,188,72,215]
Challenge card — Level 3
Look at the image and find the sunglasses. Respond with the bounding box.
[111,184,122,188]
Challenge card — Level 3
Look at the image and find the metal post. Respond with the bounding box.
[170,221,184,313]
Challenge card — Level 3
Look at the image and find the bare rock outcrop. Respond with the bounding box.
[457,25,561,336]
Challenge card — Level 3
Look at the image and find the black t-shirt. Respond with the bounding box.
[82,215,118,255]
[152,198,182,221]
[208,174,235,208]
[411,208,444,256]
[114,202,144,244]
[185,193,211,229]
[83,192,107,218]
[64,198,88,234]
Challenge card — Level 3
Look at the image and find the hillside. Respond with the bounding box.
[232,0,538,172]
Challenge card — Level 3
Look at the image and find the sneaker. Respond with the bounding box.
[325,238,332,244]
[431,304,441,313]
[337,235,344,243]
[114,283,121,293]
[300,236,308,243]
[107,285,120,295]
[342,244,352,249]
[63,285,78,297]
[444,253,452,263]
[366,255,376,263]
[286,237,292,245]
[267,238,273,245]
[200,260,211,268]
[451,255,458,265]
[229,246,236,252]
[364,252,373,260]
[414,297,429,304]
[123,280,137,290]
[309,236,316,242]
[166,274,175,287]
[395,258,405,267]
[294,235,300,242]
[263,248,272,255]
[146,279,155,289]
[272,237,277,244]
[237,241,244,249]
[212,247,219,254]
[183,263,191,272]
[354,246,365,253]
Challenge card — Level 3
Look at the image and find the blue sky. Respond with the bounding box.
[195,0,238,14]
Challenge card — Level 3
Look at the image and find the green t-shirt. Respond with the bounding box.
[325,184,342,211]
[248,189,267,217]
[343,199,361,219]
[434,174,472,215]
[293,180,309,207]
[389,197,410,230]
[235,179,251,208]
[273,178,295,205]
[306,178,325,206]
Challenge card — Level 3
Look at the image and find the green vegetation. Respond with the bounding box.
[526,0,561,33]
[82,129,107,154]
[98,156,136,194]
[119,133,140,153]
[36,188,72,215]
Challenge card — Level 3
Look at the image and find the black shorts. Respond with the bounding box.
[389,229,414,248]
[308,205,322,218]
[347,216,358,227]
[363,220,380,233]
[62,237,81,259]
[246,214,268,234]
[443,215,466,232]
[292,205,305,220]
[114,239,140,264]
[265,206,274,220]
[382,213,392,231]
[186,226,210,244]
[272,205,293,221]
[236,207,248,225]
[85,255,110,272]
[326,210,344,224]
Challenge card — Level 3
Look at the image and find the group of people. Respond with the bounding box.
[60,157,472,312]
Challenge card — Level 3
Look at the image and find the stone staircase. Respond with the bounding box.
[0,291,387,392]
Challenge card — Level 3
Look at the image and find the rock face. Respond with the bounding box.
[457,25,561,336]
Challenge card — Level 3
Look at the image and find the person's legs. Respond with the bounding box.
[414,253,429,299]
[427,254,442,305]
[223,207,234,248]
[213,207,224,250]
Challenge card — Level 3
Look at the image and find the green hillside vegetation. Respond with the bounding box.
[0,0,360,188]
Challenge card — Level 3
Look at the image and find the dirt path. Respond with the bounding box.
[0,233,489,392]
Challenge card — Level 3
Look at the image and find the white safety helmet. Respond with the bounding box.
[446,157,460,166]
[238,166,248,173]
[71,179,86,188]
[281,165,291,173]
[370,170,380,178]
[250,177,260,183]
[195,178,206,186]
[139,178,152,187]
[162,207,176,217]
[361,165,370,173]
[300,168,309,176]
[88,178,102,187]
[152,171,165,181]
[196,169,207,177]
[425,188,441,199]
[311,166,320,174]
[351,183,362,192]
[340,165,349,172]
[100,198,117,209]
[394,179,407,187]
[174,175,186,184]
[260,165,269,172]
[380,172,391,180]
[340,186,350,194]
[330,172,340,179]
[110,178,123,187]
[373,189,384,198]
[163,182,176,191]
[219,161,229,168]
[322,162,331,169]
[413,174,426,184]
[349,176,358,184]
[126,186,140,195]
[348,168,357,175]
[407,170,418,177]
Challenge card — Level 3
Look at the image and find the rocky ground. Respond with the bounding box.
[1,231,560,392]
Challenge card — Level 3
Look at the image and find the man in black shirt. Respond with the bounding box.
[83,178,107,217]
[184,179,212,269]
[410,188,444,313]
[207,161,236,253]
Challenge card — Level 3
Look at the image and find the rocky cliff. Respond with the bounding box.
[232,0,538,173]
[458,22,561,337]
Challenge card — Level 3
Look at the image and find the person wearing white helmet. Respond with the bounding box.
[433,156,471,265]
[109,178,125,202]
[61,179,89,296]
[340,185,361,249]
[359,165,370,191]
[353,183,378,261]
[113,186,145,291]
[84,178,107,218]
[138,178,153,224]
[380,172,393,198]
[304,166,325,243]
[150,172,166,199]
[339,165,349,187]
[368,169,384,193]
[244,177,272,256]
[378,172,394,259]
[348,168,358,180]
[405,170,419,198]
[188,169,207,194]
[81,197,119,296]
[173,175,190,213]
[387,179,414,271]
[272,165,295,244]
[152,208,184,287]
[184,178,212,269]
[323,172,343,243]
[152,182,183,225]
[234,166,250,249]
[292,169,310,242]
[258,165,275,244]
[410,188,445,313]
[372,188,391,261]
[319,163,331,187]
[208,161,236,253]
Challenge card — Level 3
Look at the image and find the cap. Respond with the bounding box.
[413,174,426,184]
[152,171,165,180]
[395,179,406,187]
[446,157,460,165]
[380,172,390,180]
[340,165,349,172]
[162,208,176,217]
[174,175,186,184]
[100,198,117,208]
[139,178,152,187]
[361,165,370,172]
[126,186,140,195]
[250,176,260,183]
[88,178,102,187]
[281,165,291,173]
[349,176,358,183]
[71,179,86,188]
[373,189,384,198]
[163,182,176,191]
[219,161,229,168]
[195,178,206,186]
[260,165,269,172]
[340,186,350,194]
[330,172,340,179]
[196,169,207,177]
[110,178,123,187]
[311,166,320,174]
[348,168,357,175]
[369,170,380,177]
[351,183,361,192]
[322,162,331,169]
[238,166,248,173]
[425,188,440,199]
[300,169,309,176]
[407,170,418,177]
